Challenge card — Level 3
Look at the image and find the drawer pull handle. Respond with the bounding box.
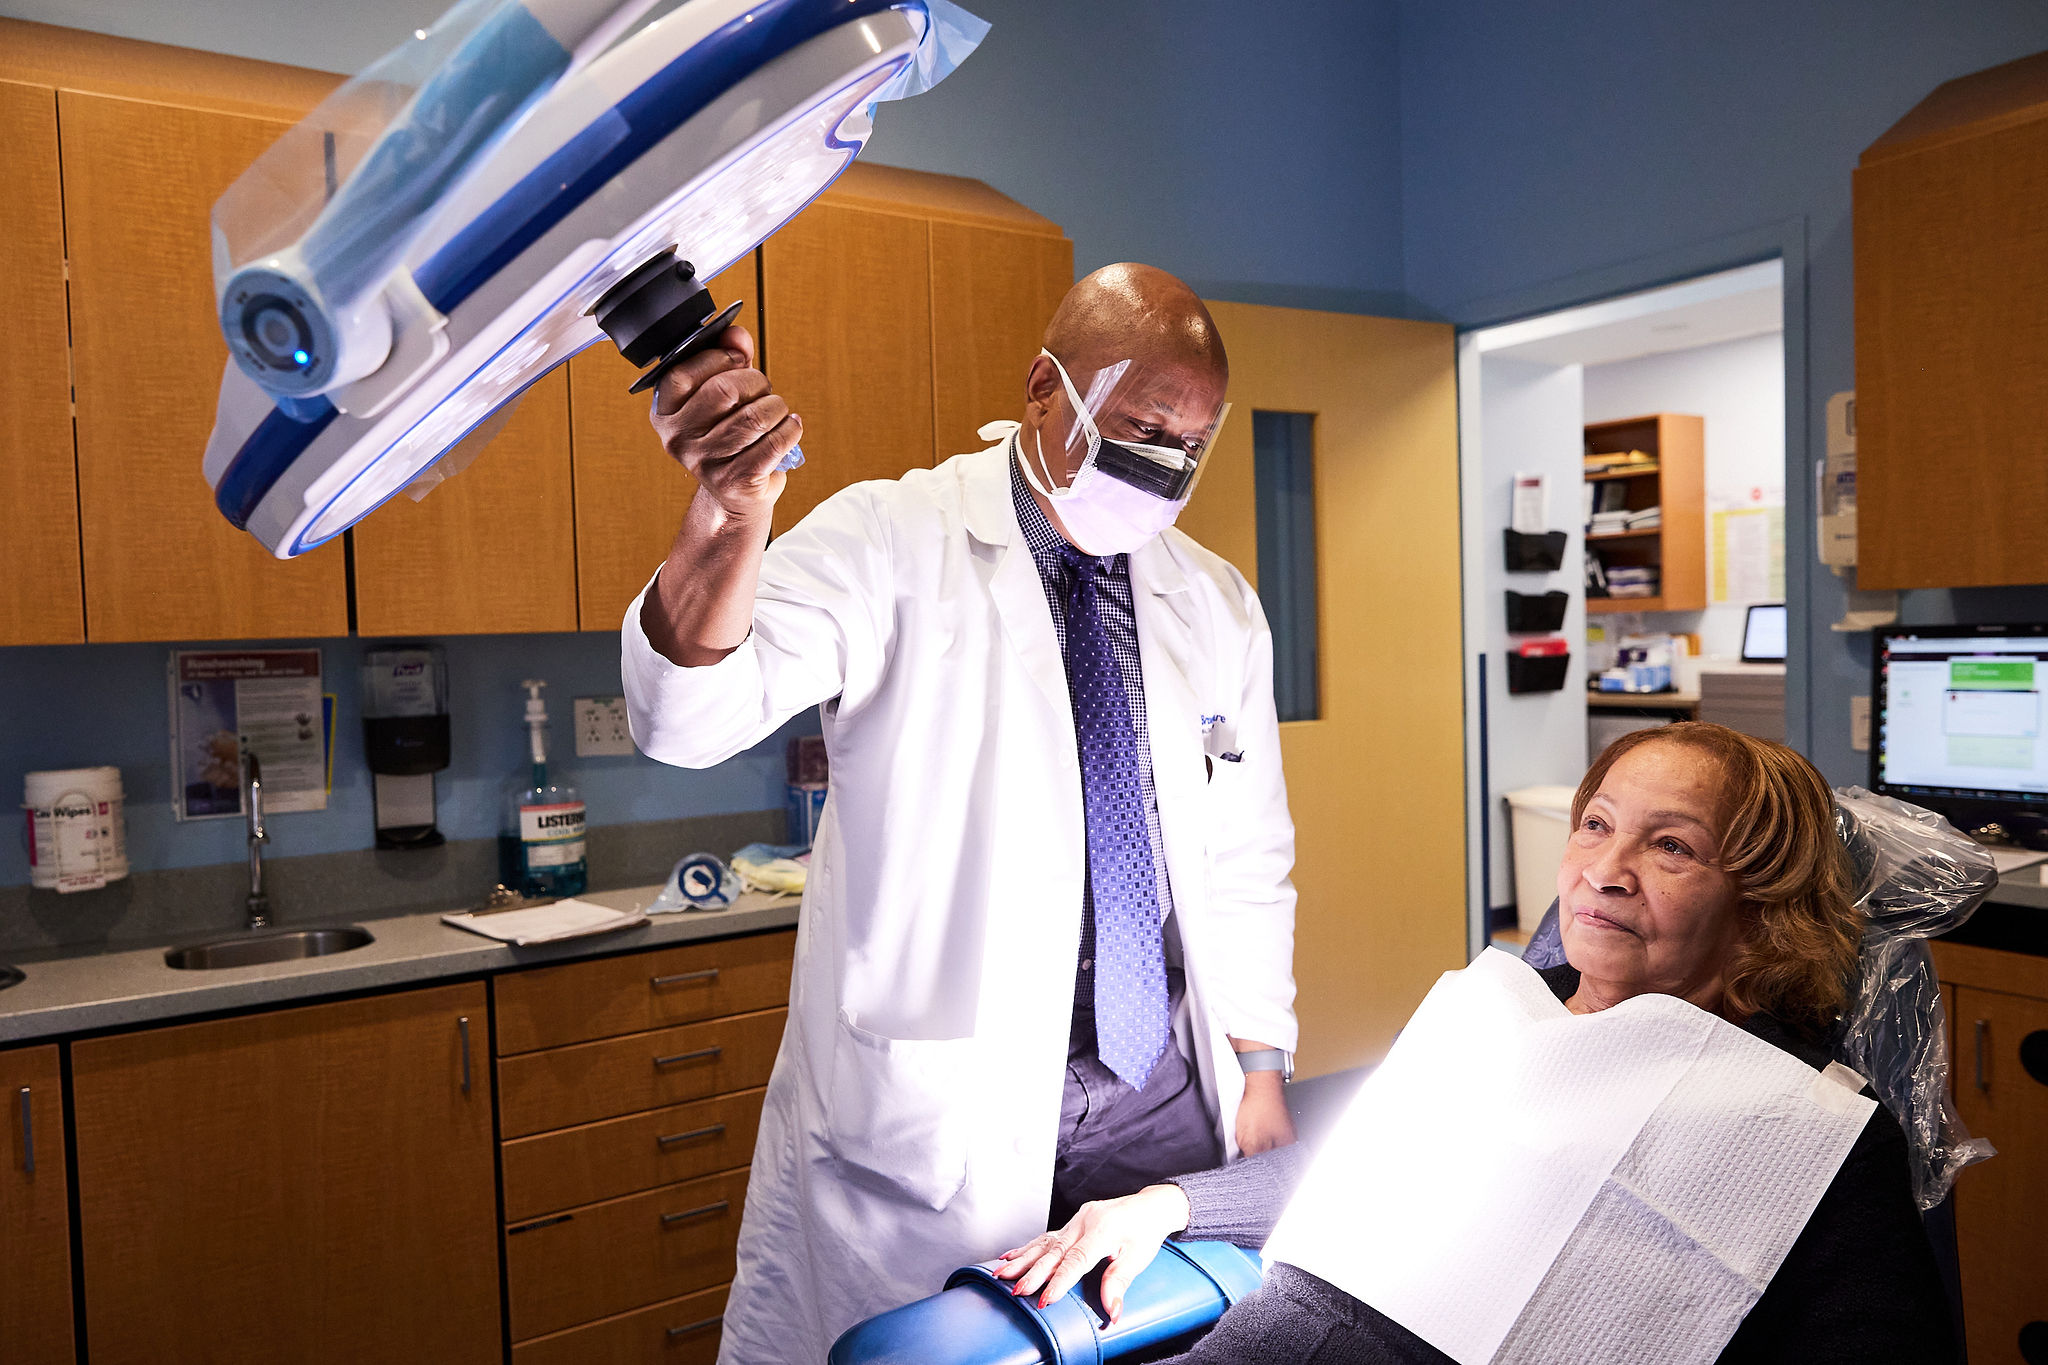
[507,1213,574,1235]
[652,968,720,988]
[658,1123,728,1149]
[653,1046,723,1069]
[1975,1019,1990,1093]
[661,1200,730,1227]
[667,1315,724,1338]
[458,1016,472,1094]
[17,1087,31,1176]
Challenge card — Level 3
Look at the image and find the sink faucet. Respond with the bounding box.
[244,748,271,930]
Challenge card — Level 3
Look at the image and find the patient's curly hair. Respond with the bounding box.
[1571,723,1860,1037]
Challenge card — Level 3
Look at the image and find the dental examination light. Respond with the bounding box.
[204,0,986,558]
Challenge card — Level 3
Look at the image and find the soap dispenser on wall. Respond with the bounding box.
[361,645,450,849]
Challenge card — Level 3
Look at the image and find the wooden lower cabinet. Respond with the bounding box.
[0,1043,74,1365]
[1934,940,2048,1365]
[507,1167,748,1340]
[513,1285,730,1365]
[1949,980,2048,1365]
[495,930,794,1360]
[70,982,500,1365]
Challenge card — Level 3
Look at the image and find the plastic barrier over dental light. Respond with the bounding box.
[204,0,985,557]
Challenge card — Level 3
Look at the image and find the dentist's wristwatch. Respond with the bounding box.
[1235,1048,1294,1082]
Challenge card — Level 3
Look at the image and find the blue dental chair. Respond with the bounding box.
[828,1239,1265,1365]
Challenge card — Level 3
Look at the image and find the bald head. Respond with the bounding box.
[1043,263,1228,381]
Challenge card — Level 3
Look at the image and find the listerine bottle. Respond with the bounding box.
[498,680,587,897]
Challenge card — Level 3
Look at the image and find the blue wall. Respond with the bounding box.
[0,633,812,886]
[859,0,1408,315]
[1395,0,2048,785]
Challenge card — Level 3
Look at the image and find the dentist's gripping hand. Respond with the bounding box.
[641,324,803,668]
[650,325,800,519]
[992,1184,1191,1322]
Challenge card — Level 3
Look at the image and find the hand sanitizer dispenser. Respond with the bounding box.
[362,645,450,849]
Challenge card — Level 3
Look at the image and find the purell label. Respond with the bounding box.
[519,802,586,843]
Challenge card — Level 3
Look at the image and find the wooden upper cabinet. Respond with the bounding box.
[569,256,759,632]
[1856,49,2048,588]
[0,81,84,646]
[930,223,1073,461]
[353,367,578,636]
[762,200,936,536]
[0,1044,74,1365]
[60,89,348,640]
[71,982,501,1365]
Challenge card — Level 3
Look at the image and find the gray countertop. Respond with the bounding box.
[0,885,800,1044]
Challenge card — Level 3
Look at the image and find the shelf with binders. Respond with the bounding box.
[1582,413,1703,616]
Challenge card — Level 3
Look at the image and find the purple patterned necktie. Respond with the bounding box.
[1057,544,1169,1089]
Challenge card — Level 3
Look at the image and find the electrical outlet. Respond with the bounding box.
[574,696,635,757]
[1850,695,1871,753]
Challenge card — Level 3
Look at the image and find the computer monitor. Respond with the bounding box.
[1740,604,1787,663]
[1873,625,2048,820]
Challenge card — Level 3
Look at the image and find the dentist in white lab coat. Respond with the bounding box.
[622,263,1299,1364]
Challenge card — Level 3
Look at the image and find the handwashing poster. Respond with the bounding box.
[168,650,329,820]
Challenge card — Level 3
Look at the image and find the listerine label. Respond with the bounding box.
[519,802,586,868]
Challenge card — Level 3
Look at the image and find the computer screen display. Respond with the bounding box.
[1874,625,2048,805]
[1740,604,1787,662]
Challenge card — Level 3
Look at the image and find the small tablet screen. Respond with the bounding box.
[1741,604,1787,663]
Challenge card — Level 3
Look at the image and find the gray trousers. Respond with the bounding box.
[1051,971,1221,1227]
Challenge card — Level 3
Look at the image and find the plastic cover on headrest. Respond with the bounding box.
[1833,785,1997,938]
[1830,786,1998,1210]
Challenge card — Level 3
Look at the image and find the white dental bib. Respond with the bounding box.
[1262,949,1874,1365]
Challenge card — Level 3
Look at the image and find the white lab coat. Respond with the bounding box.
[622,442,1298,1365]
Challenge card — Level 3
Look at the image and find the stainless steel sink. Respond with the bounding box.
[164,926,374,971]
[0,965,21,991]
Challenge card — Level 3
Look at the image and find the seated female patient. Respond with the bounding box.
[995,722,1956,1364]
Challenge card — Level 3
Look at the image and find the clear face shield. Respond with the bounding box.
[1017,349,1230,555]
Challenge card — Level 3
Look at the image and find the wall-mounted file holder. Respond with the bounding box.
[1505,529,1569,573]
[1506,649,1571,694]
[1505,589,1569,633]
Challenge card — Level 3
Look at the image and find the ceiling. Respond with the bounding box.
[1471,259,1783,368]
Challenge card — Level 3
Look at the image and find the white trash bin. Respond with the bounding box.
[1504,785,1577,933]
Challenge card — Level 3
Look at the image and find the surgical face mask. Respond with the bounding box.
[1017,350,1227,556]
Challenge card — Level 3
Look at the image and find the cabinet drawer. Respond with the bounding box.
[498,1008,784,1139]
[511,1284,726,1365]
[495,929,795,1055]
[503,1087,766,1221]
[506,1169,746,1341]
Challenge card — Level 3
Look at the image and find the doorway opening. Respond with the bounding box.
[1456,260,1788,957]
